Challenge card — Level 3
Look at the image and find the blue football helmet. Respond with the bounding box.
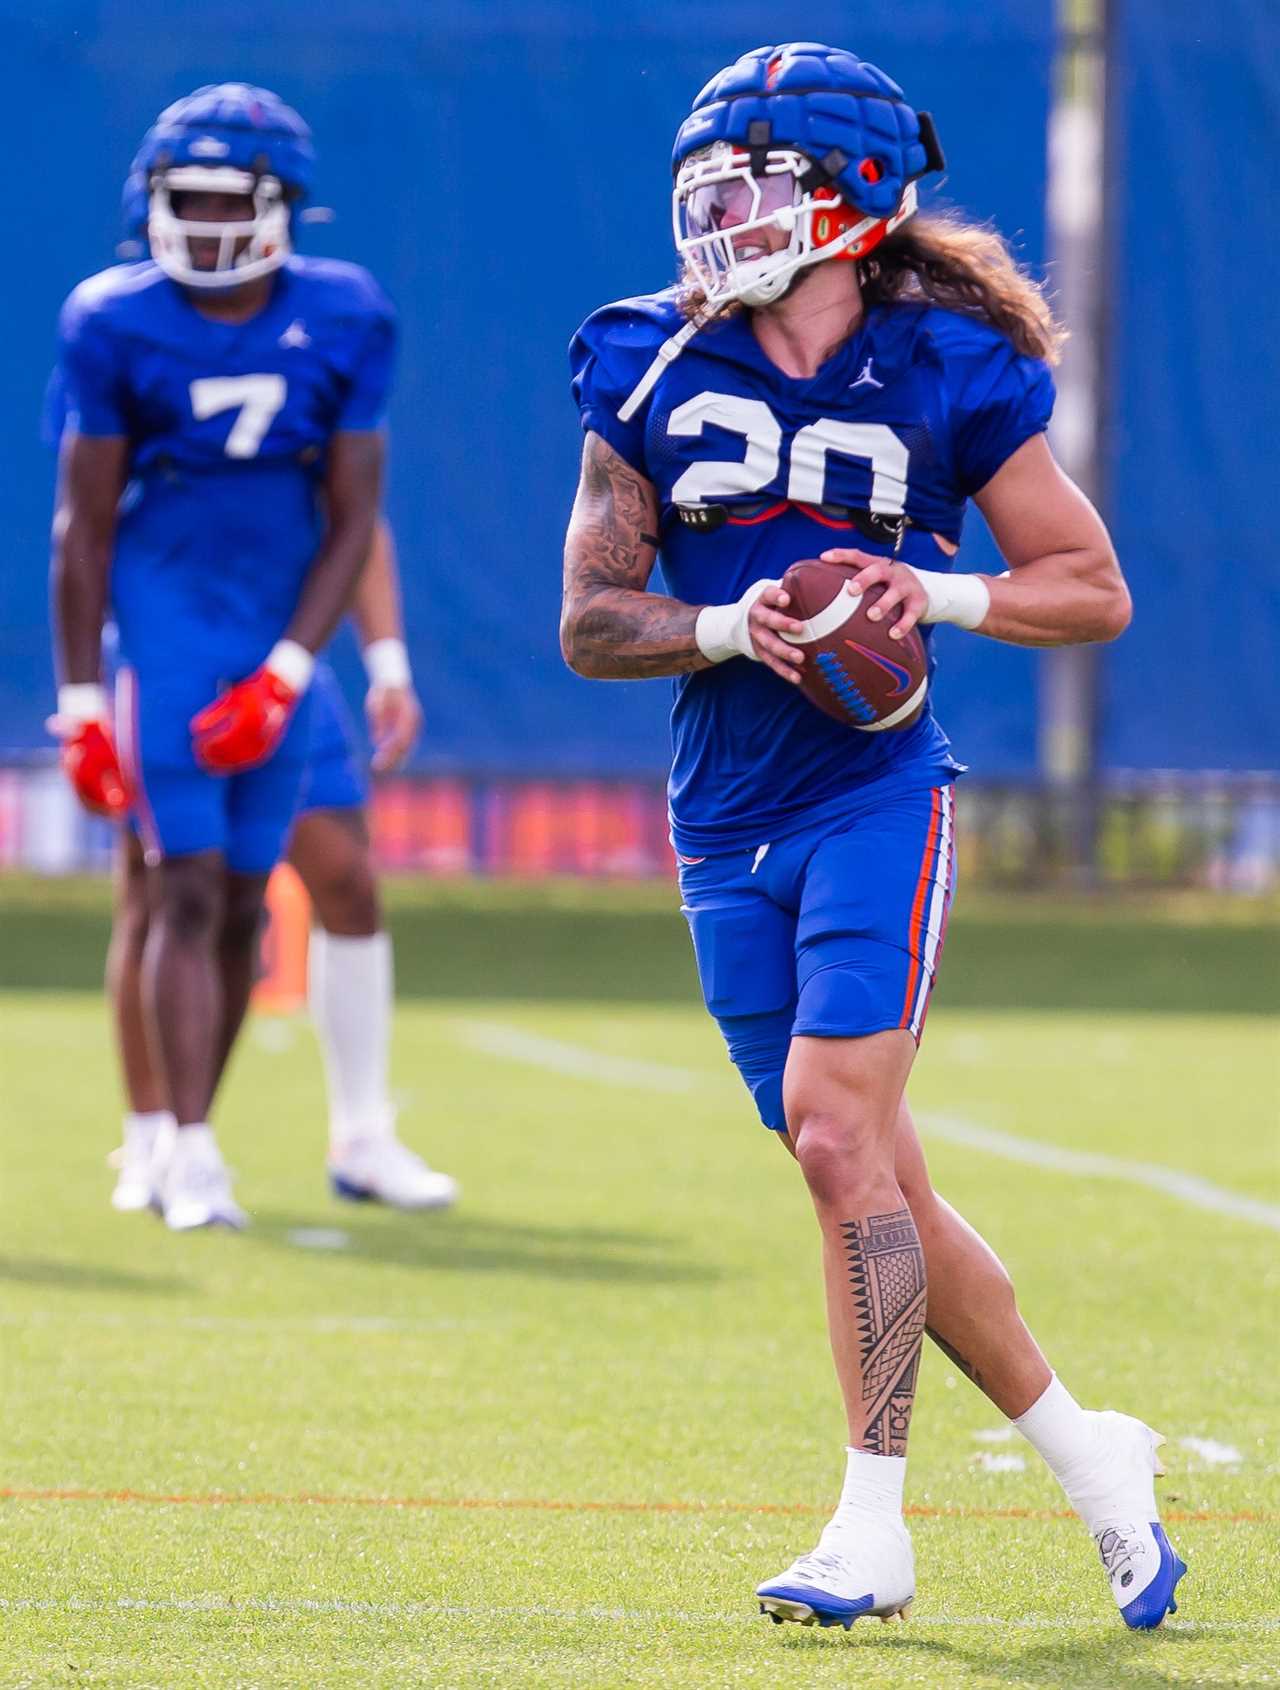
[672,43,944,310]
[123,83,315,290]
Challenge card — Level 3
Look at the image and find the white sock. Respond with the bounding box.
[307,929,395,1147]
[124,1109,174,1146]
[169,1122,217,1165]
[1014,1374,1099,1485]
[836,1448,906,1523]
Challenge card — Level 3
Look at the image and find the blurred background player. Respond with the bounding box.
[105,517,459,1215]
[49,83,394,1230]
[563,42,1184,1631]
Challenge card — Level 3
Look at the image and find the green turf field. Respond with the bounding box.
[1,884,1277,1687]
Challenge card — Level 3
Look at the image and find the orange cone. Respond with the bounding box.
[254,862,311,1014]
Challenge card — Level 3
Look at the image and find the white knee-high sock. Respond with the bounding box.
[307,929,395,1147]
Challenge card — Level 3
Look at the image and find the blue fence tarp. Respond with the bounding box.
[0,1,1055,775]
[1102,0,1280,769]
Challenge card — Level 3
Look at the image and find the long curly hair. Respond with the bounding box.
[858,212,1065,363]
[680,211,1066,365]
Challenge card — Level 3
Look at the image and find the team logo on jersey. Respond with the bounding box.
[850,359,884,391]
[278,319,311,349]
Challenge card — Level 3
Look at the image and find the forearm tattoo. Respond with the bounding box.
[560,433,710,679]
[842,1208,928,1458]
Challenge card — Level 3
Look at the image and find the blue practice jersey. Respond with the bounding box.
[570,290,1054,853]
[52,256,396,680]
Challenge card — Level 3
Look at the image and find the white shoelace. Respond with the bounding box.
[1095,1524,1143,1581]
[792,1547,850,1582]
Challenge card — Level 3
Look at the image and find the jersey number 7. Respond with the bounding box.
[190,374,287,459]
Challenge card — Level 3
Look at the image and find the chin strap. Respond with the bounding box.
[618,303,720,424]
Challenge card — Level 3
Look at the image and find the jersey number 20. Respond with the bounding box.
[666,392,908,517]
[189,375,287,459]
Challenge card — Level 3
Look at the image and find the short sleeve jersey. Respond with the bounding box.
[52,256,396,677]
[570,291,1054,853]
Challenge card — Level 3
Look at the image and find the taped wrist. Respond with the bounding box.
[694,578,779,663]
[265,639,315,694]
[902,567,991,631]
[56,682,109,725]
[363,637,412,690]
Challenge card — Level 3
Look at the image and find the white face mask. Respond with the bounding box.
[673,142,915,310]
[148,165,292,290]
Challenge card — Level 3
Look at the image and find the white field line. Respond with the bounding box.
[0,1310,479,1336]
[1179,1436,1244,1467]
[453,1020,702,1093]
[451,1020,1280,1233]
[971,1453,1028,1473]
[0,1597,1273,1633]
[921,1113,1280,1233]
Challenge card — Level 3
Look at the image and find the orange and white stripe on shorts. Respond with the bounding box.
[899,784,956,1040]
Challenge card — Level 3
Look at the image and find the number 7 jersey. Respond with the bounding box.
[570,288,1055,854]
[52,256,396,679]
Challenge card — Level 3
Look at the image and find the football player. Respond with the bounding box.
[562,43,1184,1630]
[49,84,398,1229]
[105,517,459,1216]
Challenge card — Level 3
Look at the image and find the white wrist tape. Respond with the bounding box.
[56,682,109,724]
[363,637,412,690]
[266,639,315,693]
[902,567,991,631]
[695,578,779,664]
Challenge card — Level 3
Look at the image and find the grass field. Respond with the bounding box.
[1,882,1277,1688]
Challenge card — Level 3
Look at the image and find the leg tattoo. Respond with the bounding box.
[925,1324,987,1397]
[842,1209,927,1457]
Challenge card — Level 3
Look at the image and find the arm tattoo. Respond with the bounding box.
[842,1208,927,1458]
[925,1325,988,1398]
[560,432,711,679]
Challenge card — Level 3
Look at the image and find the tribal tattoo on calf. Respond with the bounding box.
[841,1208,928,1458]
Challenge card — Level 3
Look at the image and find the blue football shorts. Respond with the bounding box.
[117,662,313,876]
[677,784,956,1133]
[116,661,367,873]
[296,662,368,817]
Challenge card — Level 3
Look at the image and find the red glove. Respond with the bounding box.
[47,688,132,818]
[191,665,302,773]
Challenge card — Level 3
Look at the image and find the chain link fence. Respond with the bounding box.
[3,762,1277,893]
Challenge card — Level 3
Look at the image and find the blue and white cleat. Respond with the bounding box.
[108,1118,165,1213]
[1096,1520,1187,1630]
[328,1136,459,1211]
[159,1126,246,1232]
[756,1516,914,1630]
[1076,1413,1187,1629]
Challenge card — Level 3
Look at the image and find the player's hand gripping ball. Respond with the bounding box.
[48,718,133,817]
[191,668,300,773]
[779,558,928,732]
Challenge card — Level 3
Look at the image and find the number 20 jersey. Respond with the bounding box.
[53,257,396,681]
[570,290,1054,855]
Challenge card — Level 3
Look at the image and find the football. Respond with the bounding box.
[779,559,929,732]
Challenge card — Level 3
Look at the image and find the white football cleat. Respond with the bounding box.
[159,1127,247,1232]
[328,1136,459,1211]
[757,1512,915,1629]
[109,1119,165,1213]
[1064,1411,1187,1629]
